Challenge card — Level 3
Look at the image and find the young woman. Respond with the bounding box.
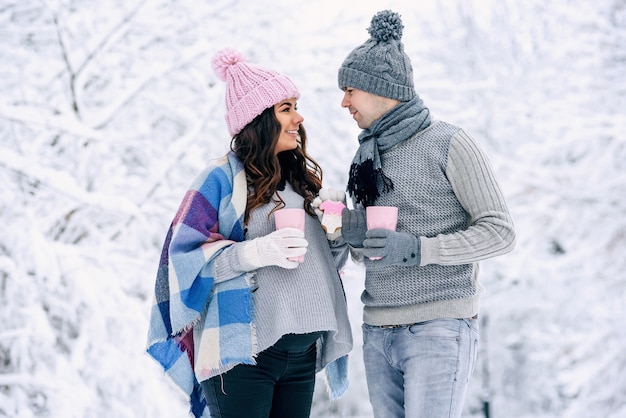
[147,49,352,418]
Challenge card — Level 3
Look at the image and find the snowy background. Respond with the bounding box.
[1,0,626,417]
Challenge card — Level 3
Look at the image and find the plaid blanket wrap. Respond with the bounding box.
[146,152,253,417]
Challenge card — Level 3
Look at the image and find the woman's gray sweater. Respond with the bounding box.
[213,183,352,372]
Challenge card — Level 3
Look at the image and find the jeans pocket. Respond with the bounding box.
[406,319,461,339]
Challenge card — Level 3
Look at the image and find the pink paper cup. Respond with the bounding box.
[274,208,305,262]
[366,206,398,260]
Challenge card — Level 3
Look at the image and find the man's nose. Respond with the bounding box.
[341,92,350,108]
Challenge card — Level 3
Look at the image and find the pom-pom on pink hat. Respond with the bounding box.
[212,49,300,137]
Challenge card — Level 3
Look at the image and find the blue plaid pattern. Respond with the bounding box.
[146,152,252,418]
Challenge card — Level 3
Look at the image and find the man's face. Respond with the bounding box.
[340,87,400,129]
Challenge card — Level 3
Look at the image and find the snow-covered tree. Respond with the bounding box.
[1,1,624,417]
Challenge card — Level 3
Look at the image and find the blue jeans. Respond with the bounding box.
[362,318,479,418]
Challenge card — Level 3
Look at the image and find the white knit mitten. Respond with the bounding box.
[239,228,308,270]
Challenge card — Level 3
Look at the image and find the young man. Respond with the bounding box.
[338,10,516,418]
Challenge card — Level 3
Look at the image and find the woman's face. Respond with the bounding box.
[273,98,304,155]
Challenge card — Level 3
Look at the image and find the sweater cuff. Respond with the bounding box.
[237,239,262,271]
[213,241,257,282]
[419,236,439,266]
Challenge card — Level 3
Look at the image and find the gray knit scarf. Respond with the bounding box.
[347,95,431,207]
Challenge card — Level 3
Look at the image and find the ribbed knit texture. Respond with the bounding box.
[338,10,415,101]
[358,120,516,326]
[212,49,300,137]
[213,183,353,373]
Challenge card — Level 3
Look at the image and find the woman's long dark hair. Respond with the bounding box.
[231,106,323,224]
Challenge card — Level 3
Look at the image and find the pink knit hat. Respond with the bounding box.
[212,49,300,137]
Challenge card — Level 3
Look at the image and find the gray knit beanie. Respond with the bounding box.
[338,10,415,101]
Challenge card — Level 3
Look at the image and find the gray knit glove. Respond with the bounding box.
[363,228,421,266]
[341,208,367,248]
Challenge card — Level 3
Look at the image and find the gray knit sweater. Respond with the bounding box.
[352,120,516,326]
[212,183,352,372]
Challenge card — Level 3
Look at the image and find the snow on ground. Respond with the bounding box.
[1,0,625,417]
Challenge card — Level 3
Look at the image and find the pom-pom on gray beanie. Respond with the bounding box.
[338,10,415,101]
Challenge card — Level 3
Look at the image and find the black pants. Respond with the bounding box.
[202,333,320,418]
